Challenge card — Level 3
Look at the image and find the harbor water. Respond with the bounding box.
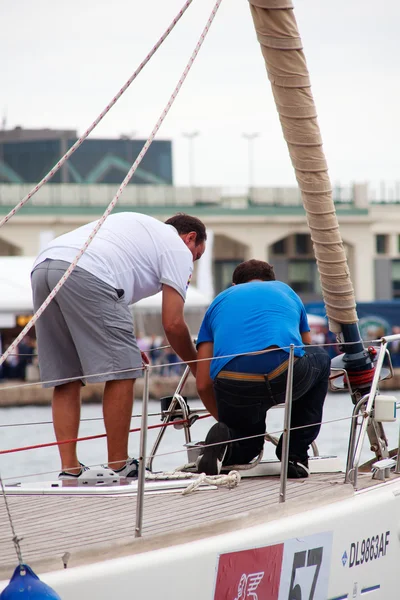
[1,391,400,483]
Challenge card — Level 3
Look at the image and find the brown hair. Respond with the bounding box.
[232,259,276,284]
[165,213,207,244]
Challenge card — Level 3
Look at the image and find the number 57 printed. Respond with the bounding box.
[278,533,332,600]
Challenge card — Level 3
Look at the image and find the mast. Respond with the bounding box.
[247,0,392,466]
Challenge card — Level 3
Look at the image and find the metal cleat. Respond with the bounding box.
[371,458,397,480]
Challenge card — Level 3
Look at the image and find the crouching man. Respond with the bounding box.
[195,259,331,478]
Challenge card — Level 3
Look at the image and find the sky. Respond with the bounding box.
[1,0,400,191]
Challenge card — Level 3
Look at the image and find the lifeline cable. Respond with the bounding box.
[0,0,223,368]
[0,414,211,456]
[0,473,24,567]
[0,338,368,389]
[1,413,358,482]
[0,0,194,229]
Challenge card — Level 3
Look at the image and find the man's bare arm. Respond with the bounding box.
[162,284,197,376]
[196,342,218,419]
[301,331,312,345]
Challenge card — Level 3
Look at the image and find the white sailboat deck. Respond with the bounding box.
[0,469,393,581]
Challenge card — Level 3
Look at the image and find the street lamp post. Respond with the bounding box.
[242,132,259,202]
[183,131,199,188]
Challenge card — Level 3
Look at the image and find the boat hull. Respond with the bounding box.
[3,477,398,600]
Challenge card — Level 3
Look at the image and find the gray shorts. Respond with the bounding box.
[31,259,143,387]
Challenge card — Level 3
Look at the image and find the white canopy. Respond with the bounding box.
[307,314,328,326]
[0,257,211,327]
[0,256,35,313]
[134,286,211,312]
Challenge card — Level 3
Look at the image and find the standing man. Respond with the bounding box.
[31,212,206,479]
[196,259,330,478]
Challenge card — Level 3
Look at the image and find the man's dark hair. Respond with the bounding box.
[232,259,276,284]
[165,213,207,244]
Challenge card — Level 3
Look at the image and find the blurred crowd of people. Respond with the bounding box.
[137,334,186,376]
[2,326,400,383]
[0,333,185,381]
[0,336,37,381]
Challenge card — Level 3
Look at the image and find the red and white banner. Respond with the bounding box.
[214,531,332,600]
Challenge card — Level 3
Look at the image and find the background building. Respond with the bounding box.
[1,128,400,308]
[0,127,173,185]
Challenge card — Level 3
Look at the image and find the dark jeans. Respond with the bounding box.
[214,346,331,465]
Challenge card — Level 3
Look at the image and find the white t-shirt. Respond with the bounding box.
[33,212,194,305]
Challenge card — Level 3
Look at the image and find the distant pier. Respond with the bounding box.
[0,375,198,407]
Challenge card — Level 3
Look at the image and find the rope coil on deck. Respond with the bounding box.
[143,469,241,495]
[181,471,241,495]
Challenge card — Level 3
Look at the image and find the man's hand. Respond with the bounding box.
[141,351,150,365]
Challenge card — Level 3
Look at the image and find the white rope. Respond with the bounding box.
[144,470,194,480]
[225,449,264,471]
[182,470,241,495]
[0,0,223,370]
[146,468,241,495]
[0,0,194,229]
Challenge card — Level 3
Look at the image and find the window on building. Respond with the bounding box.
[295,234,310,255]
[214,260,244,294]
[288,260,320,294]
[271,239,286,255]
[392,260,400,299]
[376,234,388,255]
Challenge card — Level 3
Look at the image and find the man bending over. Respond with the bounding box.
[196,259,330,478]
[31,212,206,480]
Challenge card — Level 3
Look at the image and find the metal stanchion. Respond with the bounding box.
[395,423,400,474]
[135,365,150,538]
[279,344,295,504]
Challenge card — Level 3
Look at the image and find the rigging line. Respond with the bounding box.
[0,347,352,391]
[0,348,294,391]
[0,412,167,429]
[0,0,223,370]
[1,414,357,482]
[0,338,377,392]
[4,345,171,358]
[0,402,364,430]
[148,414,359,461]
[0,472,24,566]
[0,0,194,229]
[0,364,145,391]
[0,414,211,456]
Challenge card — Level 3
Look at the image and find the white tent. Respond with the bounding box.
[0,257,35,326]
[307,313,328,326]
[0,256,211,328]
[134,286,211,312]
[0,257,35,313]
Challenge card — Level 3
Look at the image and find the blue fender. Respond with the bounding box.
[0,564,61,599]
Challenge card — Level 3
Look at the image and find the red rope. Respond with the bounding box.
[0,414,211,456]
[347,366,376,388]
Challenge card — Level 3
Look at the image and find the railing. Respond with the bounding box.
[0,183,358,209]
[133,335,400,536]
[134,345,299,536]
[4,182,400,209]
[2,337,399,539]
[344,336,398,487]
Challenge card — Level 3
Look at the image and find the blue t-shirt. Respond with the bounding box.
[197,281,310,380]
